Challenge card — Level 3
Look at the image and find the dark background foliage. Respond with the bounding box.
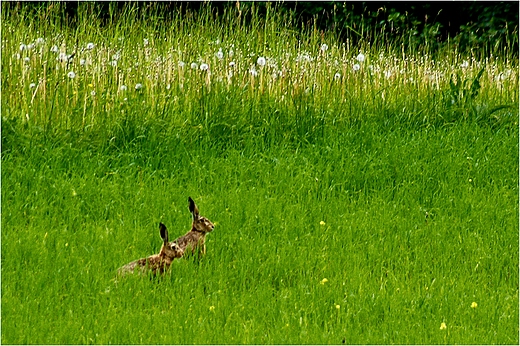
[6,1,519,55]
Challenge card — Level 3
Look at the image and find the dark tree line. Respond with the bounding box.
[6,1,518,55]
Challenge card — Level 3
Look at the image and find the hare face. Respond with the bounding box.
[162,241,184,259]
[189,197,214,233]
[193,216,215,233]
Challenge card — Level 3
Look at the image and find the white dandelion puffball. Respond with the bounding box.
[356,53,365,62]
[353,63,361,71]
[200,63,209,71]
[67,71,76,79]
[86,42,95,50]
[320,43,329,52]
[120,85,128,91]
[216,49,224,60]
[257,56,266,66]
[135,83,143,90]
[191,62,198,69]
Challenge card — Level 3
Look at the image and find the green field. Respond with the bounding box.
[2,3,518,344]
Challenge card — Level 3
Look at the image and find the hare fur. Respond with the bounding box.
[118,223,183,276]
[173,197,215,256]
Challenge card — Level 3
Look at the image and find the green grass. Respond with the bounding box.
[2,3,518,344]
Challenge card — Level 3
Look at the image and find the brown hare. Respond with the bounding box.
[118,223,184,276]
[174,197,215,256]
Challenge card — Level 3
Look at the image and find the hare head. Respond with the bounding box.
[159,222,184,259]
[189,197,215,233]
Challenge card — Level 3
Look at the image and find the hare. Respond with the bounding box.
[118,223,184,276]
[174,197,215,256]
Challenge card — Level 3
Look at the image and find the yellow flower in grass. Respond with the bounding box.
[209,306,215,312]
[320,278,328,285]
[440,322,447,330]
[320,221,326,226]
[471,302,478,308]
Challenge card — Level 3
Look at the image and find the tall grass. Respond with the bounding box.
[2,2,518,344]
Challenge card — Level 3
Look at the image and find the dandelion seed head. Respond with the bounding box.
[19,43,27,51]
[80,59,86,66]
[135,83,143,90]
[257,56,266,66]
[120,85,127,91]
[334,73,341,80]
[356,53,365,62]
[50,45,59,53]
[29,83,36,89]
[67,71,76,79]
[229,61,236,67]
[191,62,199,69]
[200,63,209,71]
[216,48,224,60]
[353,63,361,71]
[178,61,185,68]
[320,43,329,52]
[86,42,95,50]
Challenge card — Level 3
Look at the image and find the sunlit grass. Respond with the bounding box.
[2,2,518,344]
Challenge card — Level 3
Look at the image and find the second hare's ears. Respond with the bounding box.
[188,197,199,217]
[159,222,168,242]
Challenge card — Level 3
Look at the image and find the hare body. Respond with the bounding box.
[118,223,183,276]
[174,197,215,256]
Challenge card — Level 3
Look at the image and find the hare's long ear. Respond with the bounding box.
[159,223,169,243]
[188,197,199,218]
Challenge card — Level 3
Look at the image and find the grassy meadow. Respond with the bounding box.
[2,3,519,344]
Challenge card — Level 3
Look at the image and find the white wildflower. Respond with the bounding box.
[19,43,27,51]
[356,53,365,62]
[50,45,59,53]
[86,42,95,50]
[200,63,209,71]
[216,48,224,60]
[320,43,329,52]
[120,85,128,91]
[135,83,143,90]
[353,63,361,71]
[257,56,266,66]
[67,71,76,79]
[191,62,198,69]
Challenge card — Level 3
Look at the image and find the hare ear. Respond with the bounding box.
[159,223,168,243]
[188,197,199,218]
